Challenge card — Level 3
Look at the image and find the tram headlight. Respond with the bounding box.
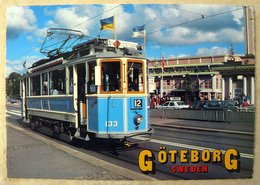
[135,114,143,125]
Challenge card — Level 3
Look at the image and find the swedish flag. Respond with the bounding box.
[100,16,115,30]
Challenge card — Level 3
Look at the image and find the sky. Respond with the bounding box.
[6,4,245,76]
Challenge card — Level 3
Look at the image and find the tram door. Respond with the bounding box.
[77,63,86,125]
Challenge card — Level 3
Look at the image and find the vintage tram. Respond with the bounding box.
[20,32,152,144]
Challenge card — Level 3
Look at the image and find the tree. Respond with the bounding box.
[6,72,21,99]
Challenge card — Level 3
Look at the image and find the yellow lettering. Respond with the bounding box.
[201,150,211,162]
[212,150,222,162]
[180,150,188,163]
[190,150,199,163]
[138,150,154,173]
[169,150,178,163]
[158,147,168,164]
[225,149,239,171]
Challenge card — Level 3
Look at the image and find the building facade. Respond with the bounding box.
[148,54,255,105]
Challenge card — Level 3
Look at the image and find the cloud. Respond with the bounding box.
[177,54,189,58]
[138,4,244,45]
[21,4,244,47]
[7,6,37,39]
[6,4,245,76]
[195,46,229,56]
[6,55,42,77]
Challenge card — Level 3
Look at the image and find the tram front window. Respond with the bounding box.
[101,61,121,92]
[127,61,144,92]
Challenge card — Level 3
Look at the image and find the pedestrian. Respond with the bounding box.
[157,98,161,105]
[150,96,155,109]
[241,99,249,107]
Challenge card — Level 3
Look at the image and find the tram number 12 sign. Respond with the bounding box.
[134,99,142,108]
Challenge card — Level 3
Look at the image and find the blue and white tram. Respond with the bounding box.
[20,38,153,143]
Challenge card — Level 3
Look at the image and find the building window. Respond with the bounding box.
[234,88,242,97]
[167,79,170,85]
[175,79,181,89]
[205,80,212,89]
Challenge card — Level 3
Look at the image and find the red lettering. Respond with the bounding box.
[202,165,208,173]
[171,165,209,174]
[171,166,176,173]
[185,166,190,172]
[191,166,197,173]
[177,166,184,173]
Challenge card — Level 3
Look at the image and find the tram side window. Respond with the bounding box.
[49,69,66,95]
[127,62,144,92]
[30,75,40,96]
[101,61,121,92]
[42,73,48,95]
[87,62,96,94]
[69,66,73,94]
[25,78,29,96]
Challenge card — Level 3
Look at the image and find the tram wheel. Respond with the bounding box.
[30,120,37,131]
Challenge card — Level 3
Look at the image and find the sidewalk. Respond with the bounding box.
[7,122,156,180]
[150,117,254,135]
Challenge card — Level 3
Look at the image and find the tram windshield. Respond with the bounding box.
[101,61,121,92]
[127,61,144,92]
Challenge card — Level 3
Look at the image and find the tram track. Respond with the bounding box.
[6,107,254,180]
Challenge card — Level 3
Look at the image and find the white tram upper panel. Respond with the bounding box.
[26,38,144,74]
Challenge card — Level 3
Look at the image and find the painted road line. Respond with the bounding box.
[8,109,20,114]
[134,136,254,159]
[6,110,21,116]
[151,123,254,136]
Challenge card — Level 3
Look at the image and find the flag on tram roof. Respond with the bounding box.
[132,24,146,38]
[100,16,115,30]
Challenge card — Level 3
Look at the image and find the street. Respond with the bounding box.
[6,103,254,180]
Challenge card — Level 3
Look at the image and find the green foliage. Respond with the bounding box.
[6,72,21,99]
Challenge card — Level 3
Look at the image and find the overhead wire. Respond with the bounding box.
[146,7,243,36]
[124,6,243,44]
[9,4,122,62]
[9,5,243,62]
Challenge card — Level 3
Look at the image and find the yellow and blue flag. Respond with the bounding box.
[100,16,115,30]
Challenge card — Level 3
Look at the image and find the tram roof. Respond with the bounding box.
[26,38,145,74]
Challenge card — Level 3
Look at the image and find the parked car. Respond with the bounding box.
[10,98,16,103]
[191,100,239,111]
[158,101,189,109]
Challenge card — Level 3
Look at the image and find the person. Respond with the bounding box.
[129,78,139,91]
[241,99,249,107]
[150,96,155,109]
[52,88,59,95]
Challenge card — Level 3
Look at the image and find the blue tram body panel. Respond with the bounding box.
[27,97,74,113]
[127,97,147,132]
[87,97,148,135]
[88,98,124,133]
[27,98,42,109]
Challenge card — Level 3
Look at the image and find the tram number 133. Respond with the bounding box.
[105,121,118,127]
